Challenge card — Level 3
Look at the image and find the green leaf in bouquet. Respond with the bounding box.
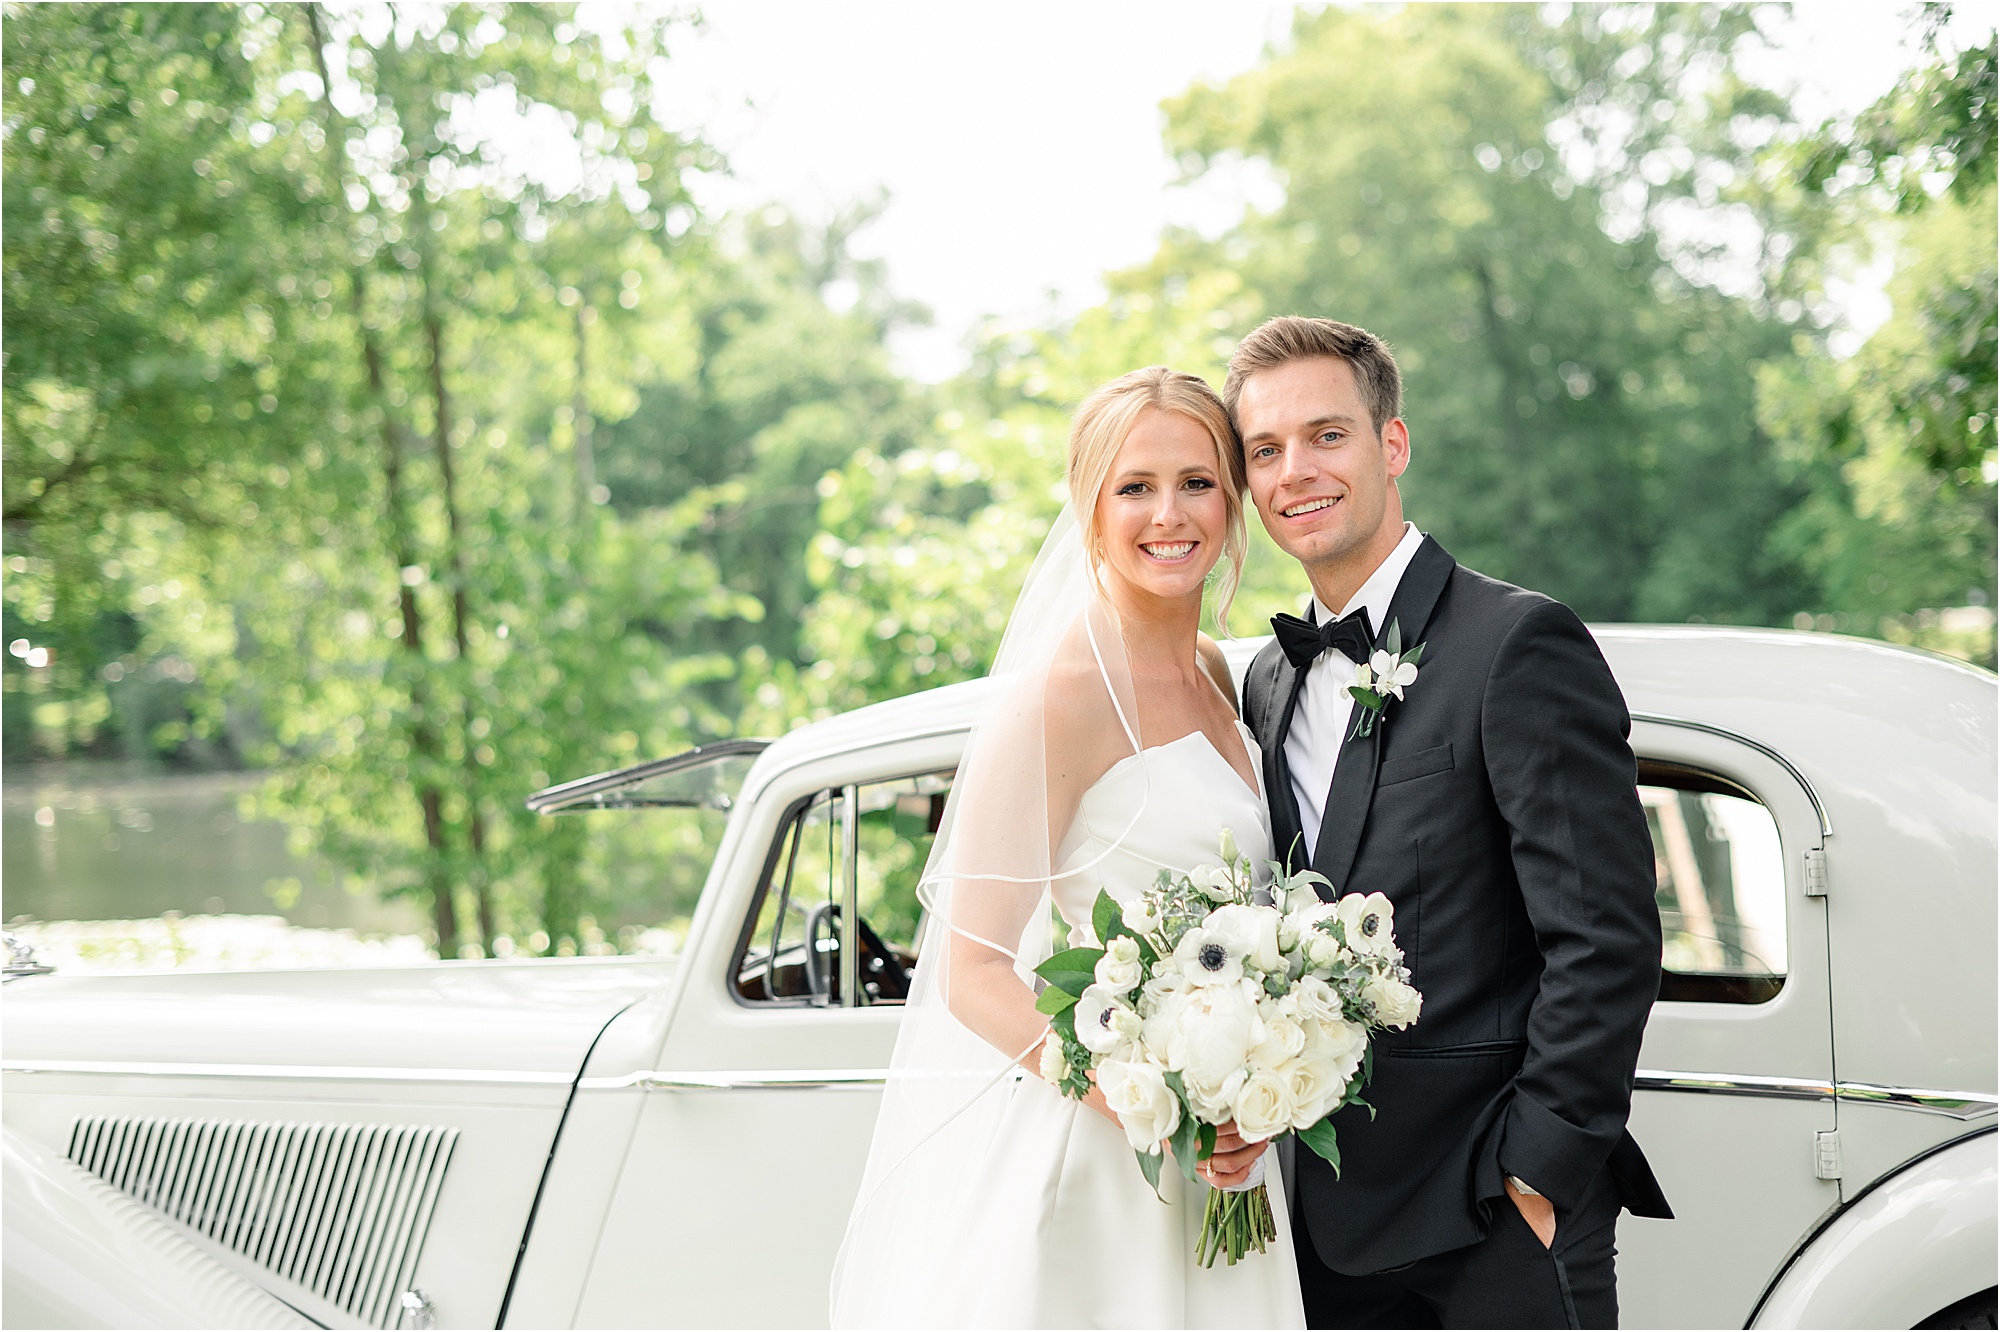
[1134,1146,1167,1200]
[1298,1116,1342,1177]
[1163,1072,1202,1183]
[1034,946,1106,997]
[1385,618,1403,657]
[1092,890,1124,950]
[1035,984,1079,1016]
[1197,1121,1217,1161]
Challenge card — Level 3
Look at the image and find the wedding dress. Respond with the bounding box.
[830,507,1306,1329]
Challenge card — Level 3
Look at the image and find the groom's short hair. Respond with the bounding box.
[1222,316,1403,436]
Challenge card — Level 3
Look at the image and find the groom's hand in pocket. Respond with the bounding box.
[1504,1176,1556,1248]
[1201,1121,1269,1189]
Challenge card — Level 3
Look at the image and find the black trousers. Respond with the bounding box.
[1294,1168,1622,1329]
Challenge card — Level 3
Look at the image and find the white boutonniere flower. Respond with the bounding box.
[1345,616,1426,740]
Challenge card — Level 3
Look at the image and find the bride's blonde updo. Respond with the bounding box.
[1066,366,1247,632]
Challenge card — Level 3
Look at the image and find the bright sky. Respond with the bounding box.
[646,1,1999,381]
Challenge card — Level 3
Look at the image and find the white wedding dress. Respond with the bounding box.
[903,723,1307,1329]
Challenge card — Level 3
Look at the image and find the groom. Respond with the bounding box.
[1227,317,1672,1328]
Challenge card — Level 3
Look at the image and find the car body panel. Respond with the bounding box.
[1750,1130,1997,1328]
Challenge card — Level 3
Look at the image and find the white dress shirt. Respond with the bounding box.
[1285,521,1427,854]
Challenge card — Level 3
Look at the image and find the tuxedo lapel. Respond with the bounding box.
[1310,536,1459,893]
[1262,652,1311,874]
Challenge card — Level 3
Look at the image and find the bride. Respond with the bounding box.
[830,368,1306,1328]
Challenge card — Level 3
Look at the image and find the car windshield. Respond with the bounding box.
[527,744,765,954]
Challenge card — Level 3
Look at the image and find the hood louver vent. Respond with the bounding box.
[67,1115,456,1330]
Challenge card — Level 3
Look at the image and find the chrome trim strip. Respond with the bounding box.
[577,1067,891,1092]
[1635,1069,1998,1120]
[1635,1070,1833,1102]
[1627,713,1833,839]
[1834,1081,1999,1120]
[1,1059,572,1086]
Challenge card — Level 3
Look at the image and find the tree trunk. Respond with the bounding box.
[303,3,458,958]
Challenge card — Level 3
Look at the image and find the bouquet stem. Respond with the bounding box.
[1196,1181,1279,1267]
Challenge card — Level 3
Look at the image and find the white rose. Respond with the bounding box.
[1173,926,1245,988]
[1252,1011,1307,1069]
[1098,1058,1182,1153]
[1364,975,1422,1029]
[1076,984,1139,1057]
[1038,1034,1070,1084]
[1095,935,1143,993]
[1279,1049,1344,1128]
[1232,1068,1297,1142]
[1335,891,1398,958]
[1308,1014,1368,1086]
[1205,903,1284,974]
[1290,974,1344,1028]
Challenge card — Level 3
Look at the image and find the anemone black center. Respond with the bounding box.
[1361,914,1381,937]
[1199,942,1228,970]
[1098,1007,1115,1027]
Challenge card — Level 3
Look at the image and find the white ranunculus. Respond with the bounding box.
[1335,891,1398,958]
[1364,974,1423,1029]
[1173,927,1245,988]
[1252,1011,1308,1069]
[1232,1068,1297,1142]
[1076,984,1139,1057]
[1289,974,1343,1026]
[1205,903,1284,974]
[1165,979,1263,1088]
[1038,1034,1069,1084]
[1098,1058,1181,1153]
[1095,935,1143,993]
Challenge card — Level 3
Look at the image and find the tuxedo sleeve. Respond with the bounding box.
[1481,600,1660,1215]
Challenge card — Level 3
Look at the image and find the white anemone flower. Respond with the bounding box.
[1075,984,1141,1056]
[1205,903,1284,974]
[1173,926,1245,988]
[1335,891,1398,958]
[1368,649,1420,700]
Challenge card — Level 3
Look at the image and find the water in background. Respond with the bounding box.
[3,763,424,936]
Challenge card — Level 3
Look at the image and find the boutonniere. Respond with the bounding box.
[1345,617,1425,740]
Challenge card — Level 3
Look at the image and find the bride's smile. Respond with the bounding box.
[1095,407,1231,604]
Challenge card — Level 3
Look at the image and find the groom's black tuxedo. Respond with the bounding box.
[1243,536,1672,1295]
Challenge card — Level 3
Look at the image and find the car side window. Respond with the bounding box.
[733,771,952,1007]
[1638,760,1788,1004]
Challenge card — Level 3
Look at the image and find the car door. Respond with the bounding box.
[568,730,962,1329]
[1615,717,1838,1329]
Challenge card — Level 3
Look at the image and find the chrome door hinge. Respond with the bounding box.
[1814,1129,1842,1180]
[1803,848,1829,898]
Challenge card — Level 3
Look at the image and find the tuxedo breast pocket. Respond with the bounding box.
[1379,742,1455,787]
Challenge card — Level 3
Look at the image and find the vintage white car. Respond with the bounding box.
[4,626,1994,1330]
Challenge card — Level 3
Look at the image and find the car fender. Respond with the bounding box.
[1,1125,312,1329]
[1751,1128,1996,1329]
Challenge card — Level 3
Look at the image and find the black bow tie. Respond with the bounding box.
[1271,606,1376,671]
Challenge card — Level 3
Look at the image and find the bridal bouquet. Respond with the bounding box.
[1033,831,1422,1266]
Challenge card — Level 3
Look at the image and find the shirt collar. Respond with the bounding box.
[1309,522,1426,640]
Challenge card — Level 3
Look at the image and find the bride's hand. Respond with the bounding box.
[1200,1120,1269,1189]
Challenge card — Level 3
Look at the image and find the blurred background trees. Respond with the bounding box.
[5,2,1993,956]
